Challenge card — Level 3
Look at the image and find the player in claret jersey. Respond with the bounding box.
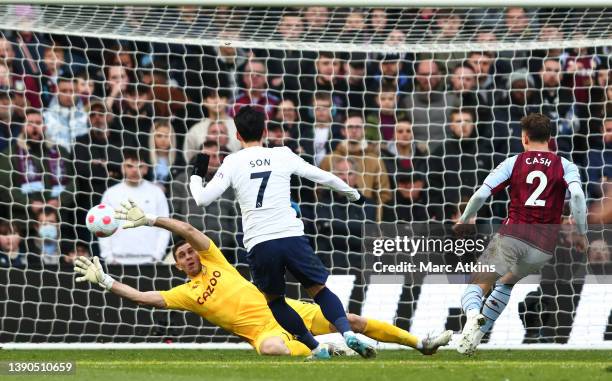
[189,106,375,360]
[453,113,588,355]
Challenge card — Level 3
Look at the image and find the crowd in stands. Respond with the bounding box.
[0,6,610,269]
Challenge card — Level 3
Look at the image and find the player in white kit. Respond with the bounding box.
[189,106,375,360]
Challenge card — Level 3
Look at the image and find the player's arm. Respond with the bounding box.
[456,156,516,224]
[291,150,360,201]
[563,160,588,251]
[73,256,166,308]
[189,153,231,207]
[114,199,210,252]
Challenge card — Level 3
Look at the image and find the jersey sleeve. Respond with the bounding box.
[483,156,517,194]
[561,157,582,186]
[197,239,226,263]
[159,284,192,311]
[288,148,356,196]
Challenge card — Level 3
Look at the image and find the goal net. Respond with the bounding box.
[0,3,611,349]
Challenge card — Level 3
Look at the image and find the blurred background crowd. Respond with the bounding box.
[0,6,610,270]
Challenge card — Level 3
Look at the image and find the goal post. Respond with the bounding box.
[0,3,610,350]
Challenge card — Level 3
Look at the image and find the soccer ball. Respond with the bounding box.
[86,204,119,238]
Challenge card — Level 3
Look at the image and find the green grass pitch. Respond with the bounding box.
[1,349,611,381]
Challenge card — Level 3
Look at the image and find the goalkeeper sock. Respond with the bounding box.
[285,340,312,356]
[267,298,319,350]
[461,284,484,317]
[362,318,420,348]
[313,287,351,335]
[481,284,513,333]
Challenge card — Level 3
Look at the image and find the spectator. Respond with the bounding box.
[10,30,45,77]
[27,206,62,265]
[37,44,65,107]
[75,70,96,105]
[266,122,300,154]
[0,108,74,221]
[171,140,239,260]
[428,109,492,221]
[587,116,612,199]
[148,118,184,196]
[205,121,231,149]
[103,64,131,111]
[339,8,368,43]
[368,8,389,42]
[0,220,27,267]
[383,172,429,223]
[320,111,391,208]
[303,7,330,38]
[298,92,342,166]
[115,83,154,148]
[588,239,610,264]
[273,98,300,135]
[534,56,577,156]
[231,58,280,120]
[64,242,90,265]
[402,59,451,151]
[184,90,239,162]
[381,117,428,185]
[266,12,310,101]
[99,148,170,264]
[299,51,347,120]
[365,82,408,141]
[370,52,411,95]
[43,71,89,151]
[202,28,247,100]
[466,51,500,108]
[0,90,20,151]
[310,156,376,268]
[492,69,537,163]
[344,53,369,111]
[446,64,481,120]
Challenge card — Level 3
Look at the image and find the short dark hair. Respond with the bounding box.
[172,239,189,261]
[122,147,149,164]
[380,82,397,94]
[318,51,336,60]
[25,107,42,117]
[234,105,266,142]
[520,113,551,142]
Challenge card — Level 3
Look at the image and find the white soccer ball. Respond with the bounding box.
[86,203,119,238]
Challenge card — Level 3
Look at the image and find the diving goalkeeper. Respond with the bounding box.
[74,199,451,357]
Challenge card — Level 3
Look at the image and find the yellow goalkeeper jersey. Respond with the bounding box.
[159,240,274,344]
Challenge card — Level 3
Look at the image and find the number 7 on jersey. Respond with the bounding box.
[250,171,271,208]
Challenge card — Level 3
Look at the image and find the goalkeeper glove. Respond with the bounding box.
[114,199,157,228]
[190,153,210,178]
[74,256,115,290]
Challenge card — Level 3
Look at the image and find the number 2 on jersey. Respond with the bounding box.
[525,170,547,207]
[250,171,271,208]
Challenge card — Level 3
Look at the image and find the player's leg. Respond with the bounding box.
[458,234,515,355]
[286,236,375,358]
[246,239,327,358]
[308,308,450,355]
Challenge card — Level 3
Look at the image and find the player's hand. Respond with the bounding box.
[346,189,361,202]
[74,256,114,290]
[573,234,589,253]
[453,221,475,236]
[114,199,156,228]
[191,153,210,178]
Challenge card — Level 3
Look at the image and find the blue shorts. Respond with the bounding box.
[246,236,329,295]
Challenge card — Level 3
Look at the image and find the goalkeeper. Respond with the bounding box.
[74,199,451,357]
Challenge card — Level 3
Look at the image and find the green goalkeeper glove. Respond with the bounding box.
[74,256,115,290]
[114,199,157,229]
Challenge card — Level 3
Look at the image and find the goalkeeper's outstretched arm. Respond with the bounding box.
[74,199,212,308]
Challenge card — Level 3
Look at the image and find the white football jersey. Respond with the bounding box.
[193,146,357,251]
